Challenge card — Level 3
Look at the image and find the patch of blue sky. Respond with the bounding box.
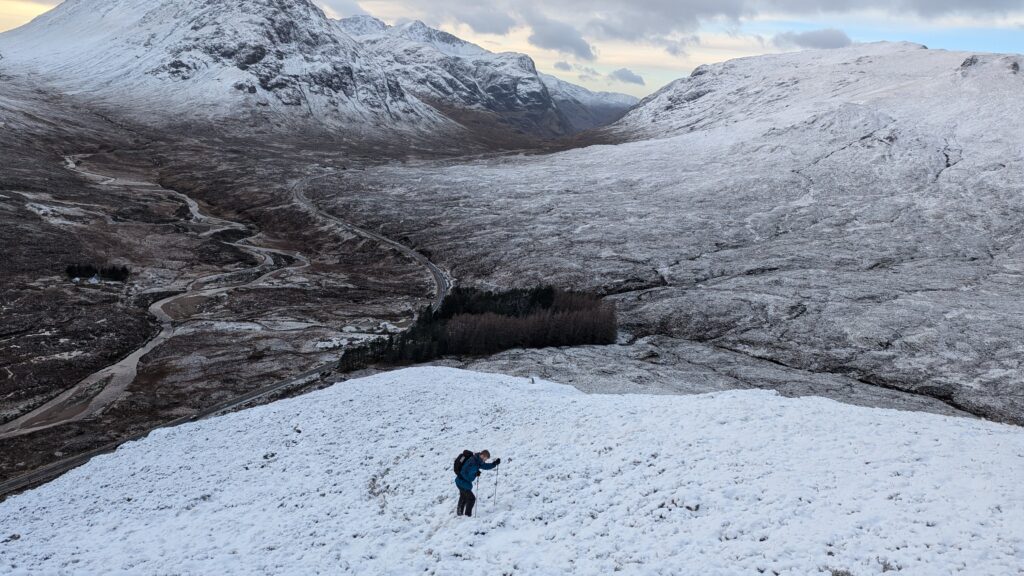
[738,18,1024,55]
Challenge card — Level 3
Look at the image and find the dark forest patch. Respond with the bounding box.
[338,286,617,370]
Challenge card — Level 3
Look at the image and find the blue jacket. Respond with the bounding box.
[455,454,497,491]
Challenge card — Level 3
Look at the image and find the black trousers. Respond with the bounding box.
[457,488,476,517]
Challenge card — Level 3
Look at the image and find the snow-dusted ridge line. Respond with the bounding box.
[2,367,1022,575]
[608,41,1023,140]
[334,13,638,135]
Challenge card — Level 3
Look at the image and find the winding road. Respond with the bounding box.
[294,172,452,312]
[0,157,310,439]
[0,157,454,498]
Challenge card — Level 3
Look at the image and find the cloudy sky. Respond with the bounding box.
[3,0,1024,96]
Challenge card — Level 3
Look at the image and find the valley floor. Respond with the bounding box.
[2,367,1021,575]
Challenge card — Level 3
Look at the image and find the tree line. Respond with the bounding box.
[338,287,617,371]
[66,264,132,282]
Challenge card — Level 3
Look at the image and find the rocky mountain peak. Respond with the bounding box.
[334,14,389,38]
[386,20,488,58]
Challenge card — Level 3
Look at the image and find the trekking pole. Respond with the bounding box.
[493,466,499,508]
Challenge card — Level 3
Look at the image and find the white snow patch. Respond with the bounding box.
[1,367,1022,575]
[25,202,87,226]
[175,321,267,335]
[30,350,84,363]
[379,321,401,333]
[314,337,354,350]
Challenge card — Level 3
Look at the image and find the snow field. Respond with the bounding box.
[1,367,1022,575]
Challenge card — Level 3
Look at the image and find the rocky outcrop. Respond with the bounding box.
[336,16,636,138]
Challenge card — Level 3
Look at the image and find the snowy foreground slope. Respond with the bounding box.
[3,368,1022,575]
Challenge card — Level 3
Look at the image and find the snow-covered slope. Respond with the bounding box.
[334,42,1024,423]
[0,0,451,135]
[612,41,1022,142]
[3,367,1022,574]
[337,16,637,137]
[541,73,638,132]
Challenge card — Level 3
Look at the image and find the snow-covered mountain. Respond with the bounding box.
[335,15,637,137]
[3,368,1022,574]
[611,41,1022,143]
[0,0,634,140]
[0,0,451,136]
[541,73,638,133]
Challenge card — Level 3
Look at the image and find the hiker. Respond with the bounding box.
[454,449,501,517]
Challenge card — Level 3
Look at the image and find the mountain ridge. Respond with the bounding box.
[0,0,636,142]
[607,41,1022,141]
[334,14,637,137]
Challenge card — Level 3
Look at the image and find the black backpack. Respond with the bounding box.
[453,450,473,476]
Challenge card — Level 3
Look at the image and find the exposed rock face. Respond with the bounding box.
[343,18,568,138]
[336,16,636,138]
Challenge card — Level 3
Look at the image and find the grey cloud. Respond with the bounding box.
[573,0,1024,46]
[400,3,594,59]
[320,0,1024,63]
[770,0,1024,18]
[576,65,602,81]
[774,28,853,49]
[661,35,702,56]
[391,0,1024,56]
[553,61,573,71]
[339,0,516,35]
[521,8,596,60]
[319,0,367,17]
[458,7,517,35]
[580,0,745,42]
[608,67,646,85]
